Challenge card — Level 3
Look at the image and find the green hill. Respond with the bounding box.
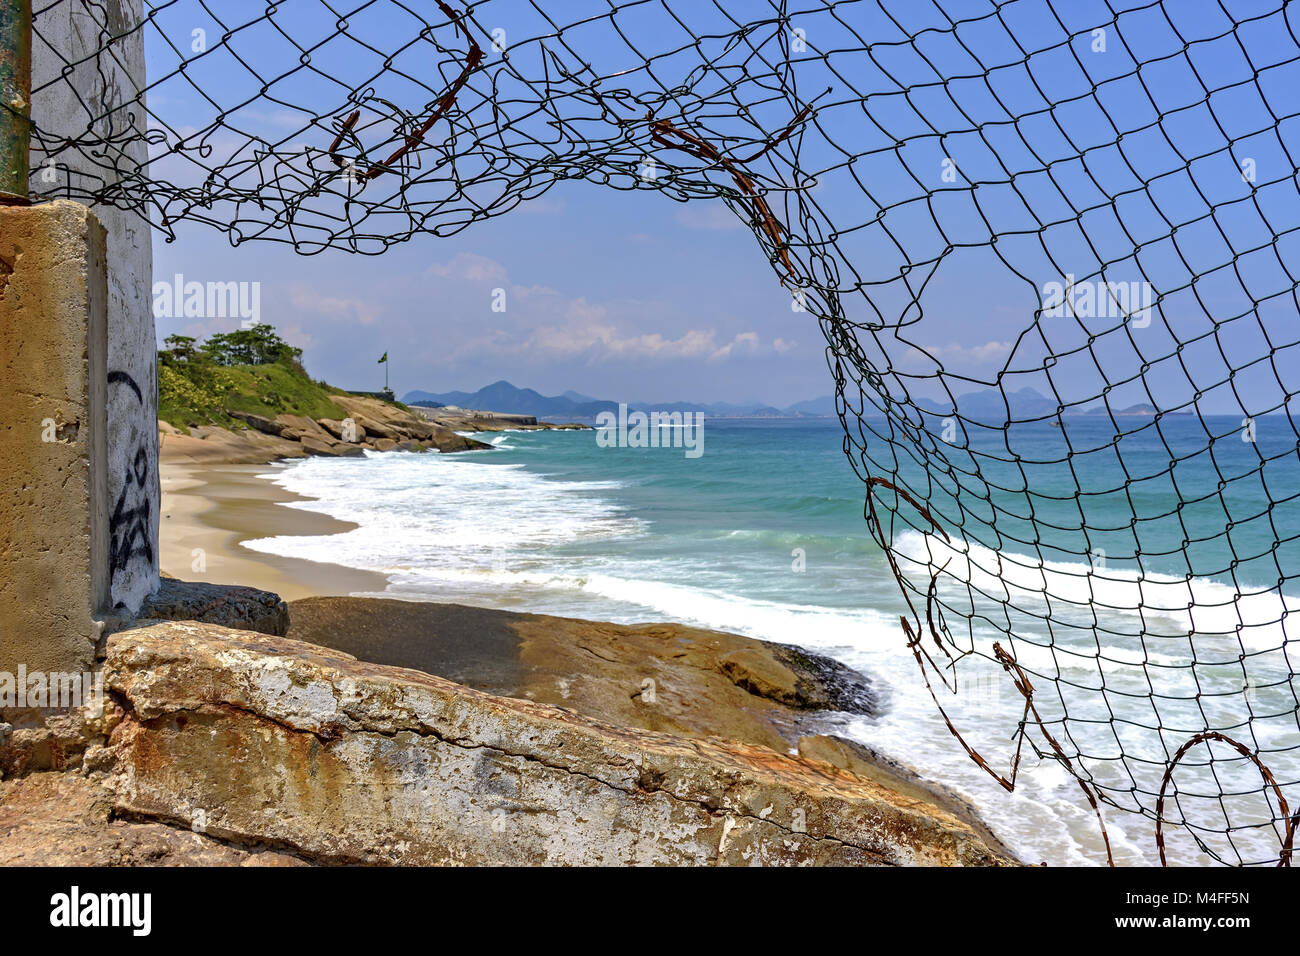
[158,324,350,431]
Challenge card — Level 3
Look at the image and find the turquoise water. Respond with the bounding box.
[245,416,1300,866]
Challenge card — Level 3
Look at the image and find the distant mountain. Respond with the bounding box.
[918,388,1176,424]
[784,395,838,417]
[919,386,1057,423]
[401,381,838,421]
[1084,402,1157,416]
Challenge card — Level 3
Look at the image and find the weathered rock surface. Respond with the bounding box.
[0,771,305,866]
[273,414,333,442]
[103,622,1015,866]
[288,597,875,754]
[137,577,289,637]
[298,435,365,458]
[796,734,1018,861]
[0,708,105,778]
[317,418,365,442]
[717,645,876,712]
[228,410,284,436]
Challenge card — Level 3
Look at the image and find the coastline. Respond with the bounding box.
[149,443,1022,865]
[159,460,390,601]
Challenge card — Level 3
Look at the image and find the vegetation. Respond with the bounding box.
[158,323,349,430]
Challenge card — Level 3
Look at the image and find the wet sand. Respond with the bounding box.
[159,461,390,601]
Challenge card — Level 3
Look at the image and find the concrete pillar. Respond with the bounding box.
[0,200,109,674]
[30,0,156,612]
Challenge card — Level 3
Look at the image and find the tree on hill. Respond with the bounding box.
[200,323,303,367]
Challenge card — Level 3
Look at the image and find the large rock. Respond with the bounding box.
[796,735,1019,861]
[288,597,875,753]
[299,436,365,458]
[425,424,492,453]
[228,410,284,436]
[318,418,368,443]
[137,577,288,636]
[0,772,304,866]
[274,414,333,443]
[354,416,405,441]
[103,622,1015,866]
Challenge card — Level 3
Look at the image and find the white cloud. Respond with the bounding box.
[709,331,760,362]
[428,252,508,282]
[288,286,382,326]
[909,340,1013,364]
[415,256,791,366]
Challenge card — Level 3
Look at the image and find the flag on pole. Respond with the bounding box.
[378,352,388,363]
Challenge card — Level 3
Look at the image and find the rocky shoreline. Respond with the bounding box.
[160,393,586,465]
[0,583,1018,866]
[2,395,1021,866]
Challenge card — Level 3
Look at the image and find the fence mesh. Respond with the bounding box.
[24,0,1300,865]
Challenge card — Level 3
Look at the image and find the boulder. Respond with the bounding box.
[102,622,1016,866]
[137,577,289,636]
[318,418,366,443]
[229,410,284,436]
[299,436,365,457]
[719,646,874,712]
[274,414,333,442]
[372,438,398,452]
[287,597,875,753]
[423,424,492,452]
[796,735,1019,861]
[0,772,307,866]
[394,439,427,453]
[402,420,437,441]
[353,415,405,441]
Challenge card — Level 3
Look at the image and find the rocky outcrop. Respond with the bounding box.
[160,394,503,464]
[137,577,289,637]
[101,622,1016,866]
[795,735,1018,861]
[228,410,284,436]
[0,772,305,866]
[0,708,104,778]
[318,418,365,442]
[287,597,875,754]
[298,435,365,458]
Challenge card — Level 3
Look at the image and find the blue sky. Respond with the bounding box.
[144,0,1300,412]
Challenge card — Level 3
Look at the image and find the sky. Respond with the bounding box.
[142,0,1300,413]
[154,180,817,405]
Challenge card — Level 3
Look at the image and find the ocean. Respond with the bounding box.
[243,416,1300,866]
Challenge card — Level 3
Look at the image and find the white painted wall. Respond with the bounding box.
[29,0,157,613]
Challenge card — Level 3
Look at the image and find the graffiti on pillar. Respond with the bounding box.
[106,370,154,602]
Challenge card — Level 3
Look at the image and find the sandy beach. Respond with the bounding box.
[159,460,390,601]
